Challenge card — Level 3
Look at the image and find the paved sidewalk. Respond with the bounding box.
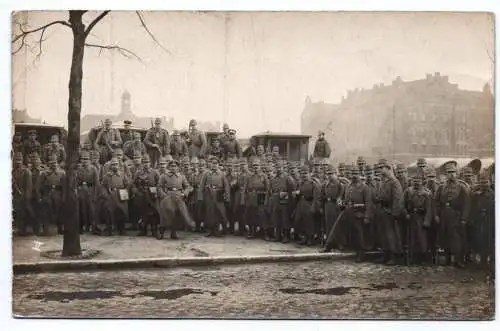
[13,232,341,264]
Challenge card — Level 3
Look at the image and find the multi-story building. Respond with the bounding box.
[301,73,494,164]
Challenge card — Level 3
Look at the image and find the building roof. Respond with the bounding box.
[252,131,311,139]
[14,122,65,130]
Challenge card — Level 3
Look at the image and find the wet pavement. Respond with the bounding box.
[13,260,494,319]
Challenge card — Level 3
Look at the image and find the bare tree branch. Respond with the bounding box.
[12,20,70,43]
[84,10,110,37]
[135,11,172,55]
[85,42,144,62]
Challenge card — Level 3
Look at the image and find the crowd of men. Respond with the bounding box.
[12,121,494,273]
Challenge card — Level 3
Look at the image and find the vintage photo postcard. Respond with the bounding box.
[10,10,495,319]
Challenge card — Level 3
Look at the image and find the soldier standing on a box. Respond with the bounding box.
[94,118,122,164]
[144,117,171,168]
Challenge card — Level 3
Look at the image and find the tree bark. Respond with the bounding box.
[62,11,86,256]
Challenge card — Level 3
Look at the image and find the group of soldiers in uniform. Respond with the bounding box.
[12,123,494,274]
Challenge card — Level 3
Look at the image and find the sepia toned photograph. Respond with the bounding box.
[10,10,495,319]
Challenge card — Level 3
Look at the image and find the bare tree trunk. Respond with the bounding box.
[62,10,86,256]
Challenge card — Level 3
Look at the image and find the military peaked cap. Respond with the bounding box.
[377,159,392,169]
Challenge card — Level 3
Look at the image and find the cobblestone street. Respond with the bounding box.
[13,260,494,319]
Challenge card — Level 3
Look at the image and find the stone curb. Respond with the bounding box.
[13,252,356,274]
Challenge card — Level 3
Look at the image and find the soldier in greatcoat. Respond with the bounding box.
[24,130,42,165]
[101,157,130,235]
[12,152,33,236]
[186,157,203,232]
[102,149,132,180]
[123,132,147,160]
[403,175,433,264]
[187,119,208,159]
[12,132,24,159]
[268,161,295,242]
[293,165,322,245]
[207,136,224,160]
[341,168,373,261]
[94,118,123,164]
[424,168,440,263]
[461,166,477,263]
[320,165,344,248]
[120,120,135,145]
[242,159,269,239]
[200,157,230,237]
[218,123,230,146]
[144,117,171,168]
[169,130,189,160]
[29,155,45,235]
[471,174,494,270]
[375,159,405,265]
[232,159,250,236]
[158,157,168,175]
[42,134,66,167]
[222,129,242,161]
[76,152,99,233]
[434,162,470,268]
[224,159,239,234]
[37,154,66,235]
[133,155,161,237]
[312,131,331,160]
[158,160,194,239]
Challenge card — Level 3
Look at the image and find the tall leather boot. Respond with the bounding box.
[281,230,290,243]
[156,226,165,240]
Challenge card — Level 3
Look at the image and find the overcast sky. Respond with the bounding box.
[12,11,494,137]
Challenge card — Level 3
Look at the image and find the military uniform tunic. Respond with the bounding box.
[312,139,331,159]
[42,143,66,165]
[223,140,242,160]
[101,171,130,231]
[23,140,42,163]
[94,128,123,164]
[244,172,270,229]
[144,128,171,167]
[169,140,189,160]
[269,174,295,230]
[123,141,147,160]
[187,129,207,159]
